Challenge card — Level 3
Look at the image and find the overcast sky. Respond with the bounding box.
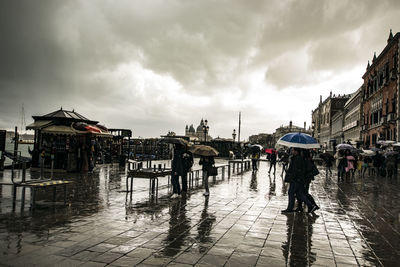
[1,0,399,140]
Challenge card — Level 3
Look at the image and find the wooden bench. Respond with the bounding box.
[126,168,171,199]
[13,179,73,209]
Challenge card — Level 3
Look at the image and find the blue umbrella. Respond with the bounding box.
[276,132,320,149]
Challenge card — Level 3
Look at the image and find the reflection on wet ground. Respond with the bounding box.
[0,159,399,266]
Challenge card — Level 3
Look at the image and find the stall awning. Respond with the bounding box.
[26,120,52,130]
[41,125,78,135]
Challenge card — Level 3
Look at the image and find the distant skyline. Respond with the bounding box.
[1,1,400,139]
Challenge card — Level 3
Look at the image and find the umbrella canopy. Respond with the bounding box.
[159,137,189,146]
[377,140,396,146]
[249,144,263,153]
[336,143,355,150]
[370,147,382,152]
[265,148,277,154]
[188,145,219,157]
[392,142,400,147]
[361,149,376,156]
[276,132,320,149]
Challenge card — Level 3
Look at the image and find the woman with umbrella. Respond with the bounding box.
[190,145,219,196]
[343,150,355,180]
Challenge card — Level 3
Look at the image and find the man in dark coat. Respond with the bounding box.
[171,144,184,198]
[282,148,317,213]
[181,150,194,194]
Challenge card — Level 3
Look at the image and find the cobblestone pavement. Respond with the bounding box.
[0,159,399,266]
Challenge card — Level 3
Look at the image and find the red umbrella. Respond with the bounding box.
[85,125,102,133]
[265,148,276,154]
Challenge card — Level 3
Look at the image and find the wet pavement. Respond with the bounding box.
[0,159,400,266]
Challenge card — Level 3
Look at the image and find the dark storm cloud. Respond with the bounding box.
[1,0,400,137]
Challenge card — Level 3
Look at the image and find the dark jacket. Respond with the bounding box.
[285,154,306,183]
[182,151,194,173]
[305,158,319,183]
[199,156,215,171]
[172,148,184,176]
[270,153,277,164]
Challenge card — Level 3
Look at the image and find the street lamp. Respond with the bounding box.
[232,129,236,142]
[202,119,209,142]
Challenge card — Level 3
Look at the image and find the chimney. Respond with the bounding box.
[304,121,306,130]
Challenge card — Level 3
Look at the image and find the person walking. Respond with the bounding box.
[280,151,290,177]
[171,144,184,198]
[268,151,277,175]
[281,148,318,213]
[251,152,259,171]
[295,150,319,212]
[199,155,215,196]
[322,153,334,175]
[181,149,194,194]
[335,150,347,182]
[345,150,355,180]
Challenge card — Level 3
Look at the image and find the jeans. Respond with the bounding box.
[252,159,258,170]
[203,170,209,193]
[269,162,276,174]
[181,172,188,192]
[286,181,313,211]
[171,173,181,194]
[297,182,317,209]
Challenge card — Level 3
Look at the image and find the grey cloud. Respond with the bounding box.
[1,0,400,138]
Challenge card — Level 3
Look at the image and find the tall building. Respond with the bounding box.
[362,30,399,146]
[343,87,362,145]
[311,92,351,150]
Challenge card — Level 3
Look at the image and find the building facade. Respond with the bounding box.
[331,110,344,149]
[343,87,362,144]
[362,30,399,146]
[185,119,212,142]
[312,93,351,150]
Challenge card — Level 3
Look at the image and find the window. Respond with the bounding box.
[392,98,396,113]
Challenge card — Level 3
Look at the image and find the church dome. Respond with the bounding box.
[189,124,195,133]
[196,119,205,132]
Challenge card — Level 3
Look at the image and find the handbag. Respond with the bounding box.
[284,172,293,183]
[207,166,218,176]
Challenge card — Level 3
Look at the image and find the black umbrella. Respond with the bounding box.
[159,137,189,146]
[249,144,263,153]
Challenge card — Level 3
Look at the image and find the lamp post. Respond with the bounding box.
[202,119,209,142]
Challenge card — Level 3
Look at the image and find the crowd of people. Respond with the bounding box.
[332,148,398,181]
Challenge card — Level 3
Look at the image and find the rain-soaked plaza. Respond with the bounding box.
[0,160,400,267]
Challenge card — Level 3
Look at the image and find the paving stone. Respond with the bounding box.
[0,162,396,266]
